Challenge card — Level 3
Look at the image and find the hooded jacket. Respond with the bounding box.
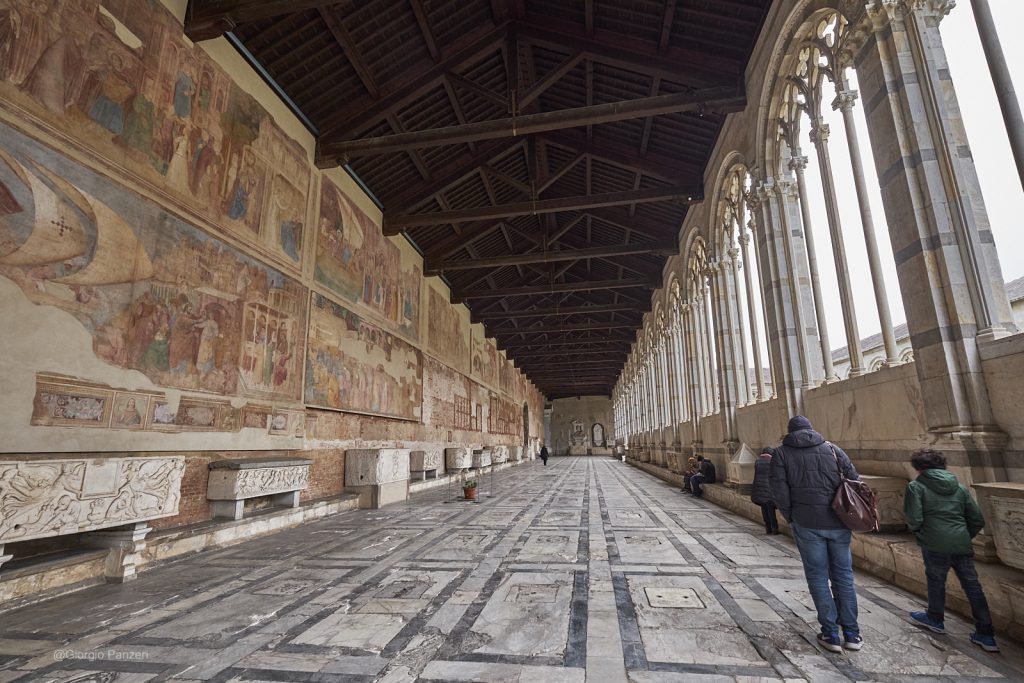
[904,469,985,555]
[769,428,858,530]
[751,455,774,506]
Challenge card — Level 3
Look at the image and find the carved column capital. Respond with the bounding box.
[833,88,859,112]
[787,154,809,172]
[809,122,831,146]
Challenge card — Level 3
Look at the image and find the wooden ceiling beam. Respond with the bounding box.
[453,277,656,303]
[426,242,676,275]
[319,85,744,159]
[490,321,627,334]
[540,130,701,182]
[410,0,440,61]
[511,349,627,360]
[497,337,632,350]
[519,51,585,108]
[447,71,508,109]
[316,25,507,143]
[515,20,742,87]
[386,185,700,232]
[472,302,646,322]
[319,8,379,98]
[658,0,678,54]
[184,0,341,41]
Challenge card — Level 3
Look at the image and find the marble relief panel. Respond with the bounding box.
[0,121,308,404]
[315,174,420,340]
[0,0,311,269]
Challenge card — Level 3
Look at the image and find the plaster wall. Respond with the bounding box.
[549,396,614,455]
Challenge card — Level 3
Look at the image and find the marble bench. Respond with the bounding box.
[0,456,185,582]
[207,457,312,521]
[410,450,443,481]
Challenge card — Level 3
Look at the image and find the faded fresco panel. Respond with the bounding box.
[305,292,422,421]
[315,174,419,340]
[0,122,307,402]
[471,326,499,388]
[426,284,469,373]
[0,0,310,269]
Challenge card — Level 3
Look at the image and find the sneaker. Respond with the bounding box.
[817,632,843,653]
[971,633,1000,653]
[910,611,945,634]
[843,632,863,651]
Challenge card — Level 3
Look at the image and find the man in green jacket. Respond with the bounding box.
[904,449,998,652]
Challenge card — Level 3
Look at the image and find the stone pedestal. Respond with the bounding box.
[0,456,185,572]
[974,483,1024,569]
[207,457,312,520]
[345,449,410,509]
[726,443,757,494]
[83,521,151,583]
[410,450,443,481]
[446,447,472,471]
[860,475,908,532]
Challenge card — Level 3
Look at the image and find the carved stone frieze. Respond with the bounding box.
[207,459,312,501]
[492,446,509,464]
[473,449,492,469]
[446,447,473,470]
[0,456,185,544]
[974,484,1024,571]
[410,450,443,472]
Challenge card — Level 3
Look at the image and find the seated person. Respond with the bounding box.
[681,457,699,493]
[690,455,717,497]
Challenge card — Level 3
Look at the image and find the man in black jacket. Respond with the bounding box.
[690,455,716,497]
[771,415,862,654]
[751,446,779,534]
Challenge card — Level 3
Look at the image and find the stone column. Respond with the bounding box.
[861,0,1014,490]
[972,0,1024,191]
[707,262,734,434]
[664,317,682,445]
[702,284,718,411]
[739,231,766,401]
[788,153,837,381]
[833,86,899,364]
[809,119,864,376]
[729,245,752,405]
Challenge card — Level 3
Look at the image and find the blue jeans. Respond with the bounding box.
[922,548,993,635]
[791,524,859,637]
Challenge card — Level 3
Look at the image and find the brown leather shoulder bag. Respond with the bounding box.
[828,443,879,533]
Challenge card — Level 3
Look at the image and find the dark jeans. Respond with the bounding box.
[922,548,993,635]
[760,503,779,532]
[791,524,859,637]
[690,474,705,496]
[682,474,693,492]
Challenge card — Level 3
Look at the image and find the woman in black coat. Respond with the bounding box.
[752,446,779,534]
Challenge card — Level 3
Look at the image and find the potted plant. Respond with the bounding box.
[463,479,478,500]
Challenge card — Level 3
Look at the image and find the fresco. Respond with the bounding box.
[0,0,310,268]
[499,356,516,396]
[471,327,499,388]
[422,355,489,433]
[426,284,468,372]
[315,174,419,340]
[305,292,422,421]
[0,122,307,402]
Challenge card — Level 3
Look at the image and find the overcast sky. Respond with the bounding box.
[788,0,1024,351]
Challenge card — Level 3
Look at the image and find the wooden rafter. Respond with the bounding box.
[319,8,378,98]
[410,0,440,61]
[425,242,677,274]
[472,302,646,322]
[452,277,656,303]
[319,85,744,158]
[184,0,341,41]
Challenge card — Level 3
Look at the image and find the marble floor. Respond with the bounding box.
[2,457,1024,683]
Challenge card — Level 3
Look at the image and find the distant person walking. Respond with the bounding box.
[905,449,998,652]
[689,455,716,497]
[771,415,862,653]
[751,447,779,535]
[540,444,549,466]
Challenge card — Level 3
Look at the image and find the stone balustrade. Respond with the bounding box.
[345,449,410,509]
[207,457,312,521]
[0,456,185,581]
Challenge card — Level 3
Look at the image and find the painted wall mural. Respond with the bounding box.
[0,121,307,402]
[305,292,422,421]
[0,0,310,268]
[315,174,420,341]
[422,355,488,433]
[426,283,468,372]
[471,326,499,388]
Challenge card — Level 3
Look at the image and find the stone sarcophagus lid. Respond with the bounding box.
[446,447,472,470]
[410,450,443,481]
[345,449,410,509]
[473,448,492,469]
[207,457,312,520]
[0,456,185,580]
[492,446,509,464]
[973,483,1024,570]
